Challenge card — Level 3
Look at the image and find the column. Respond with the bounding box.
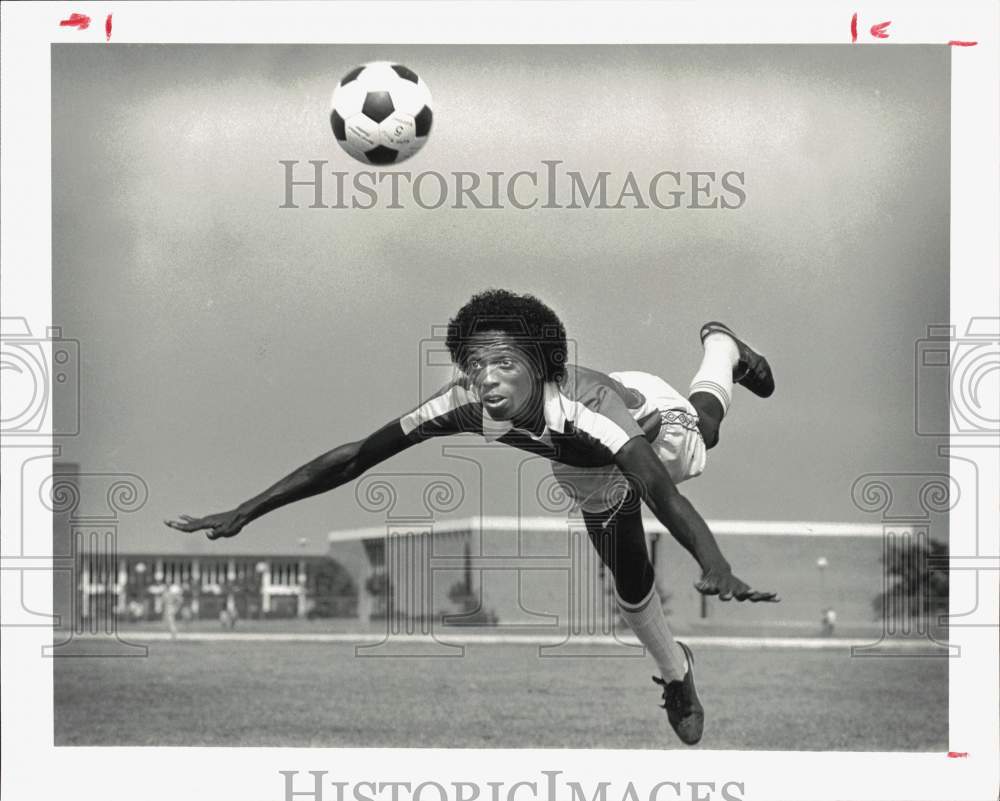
[354,473,464,656]
[226,560,236,615]
[44,471,148,657]
[191,558,200,618]
[116,558,127,616]
[938,444,1000,630]
[260,562,271,616]
[442,445,557,627]
[80,551,90,623]
[850,473,958,657]
[1,446,61,628]
[529,470,644,658]
[297,560,307,618]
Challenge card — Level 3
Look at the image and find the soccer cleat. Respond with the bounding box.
[652,641,704,745]
[700,321,775,398]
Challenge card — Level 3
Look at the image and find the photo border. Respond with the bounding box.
[2,2,997,800]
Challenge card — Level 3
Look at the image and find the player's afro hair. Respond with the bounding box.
[446,289,568,382]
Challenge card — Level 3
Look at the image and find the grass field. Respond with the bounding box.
[53,636,948,750]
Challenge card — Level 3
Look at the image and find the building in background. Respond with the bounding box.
[60,517,905,639]
[69,552,359,623]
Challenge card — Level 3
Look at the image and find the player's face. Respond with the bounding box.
[464,332,541,421]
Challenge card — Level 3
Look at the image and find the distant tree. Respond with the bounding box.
[364,571,389,598]
[306,558,358,618]
[364,570,392,619]
[872,537,948,622]
[310,558,357,597]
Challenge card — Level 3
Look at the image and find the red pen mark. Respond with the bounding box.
[870,20,892,39]
[947,752,968,758]
[851,13,974,46]
[59,12,91,30]
[105,14,113,41]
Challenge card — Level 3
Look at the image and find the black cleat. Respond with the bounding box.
[652,641,704,745]
[700,321,775,398]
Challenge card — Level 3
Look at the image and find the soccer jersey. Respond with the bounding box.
[398,365,671,468]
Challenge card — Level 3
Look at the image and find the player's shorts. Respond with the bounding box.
[549,371,707,519]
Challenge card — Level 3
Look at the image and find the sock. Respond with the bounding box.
[617,585,688,682]
[689,332,738,415]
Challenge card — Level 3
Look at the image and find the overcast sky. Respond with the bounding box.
[51,44,950,555]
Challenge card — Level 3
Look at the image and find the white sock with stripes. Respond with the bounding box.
[617,586,688,682]
[689,332,739,415]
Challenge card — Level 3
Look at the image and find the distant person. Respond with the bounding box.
[180,582,194,621]
[163,583,183,640]
[166,289,780,745]
[822,607,837,637]
[127,599,145,623]
[219,607,238,630]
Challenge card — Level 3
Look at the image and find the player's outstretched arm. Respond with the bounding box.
[164,420,414,540]
[614,437,779,603]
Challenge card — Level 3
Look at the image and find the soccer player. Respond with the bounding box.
[166,289,778,745]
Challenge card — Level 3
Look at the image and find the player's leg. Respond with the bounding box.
[583,492,704,744]
[583,491,686,678]
[688,322,775,449]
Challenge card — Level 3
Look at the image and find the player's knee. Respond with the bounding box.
[614,563,654,605]
[688,391,722,449]
[699,421,720,450]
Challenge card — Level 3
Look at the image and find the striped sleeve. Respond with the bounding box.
[570,384,645,455]
[399,381,481,441]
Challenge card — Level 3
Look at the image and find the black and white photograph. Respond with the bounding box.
[1,4,998,801]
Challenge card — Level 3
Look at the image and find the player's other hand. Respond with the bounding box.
[695,565,780,603]
[164,510,246,540]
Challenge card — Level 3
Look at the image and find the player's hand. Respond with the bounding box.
[164,510,247,540]
[695,565,780,603]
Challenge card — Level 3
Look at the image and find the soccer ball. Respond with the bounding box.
[330,62,433,165]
